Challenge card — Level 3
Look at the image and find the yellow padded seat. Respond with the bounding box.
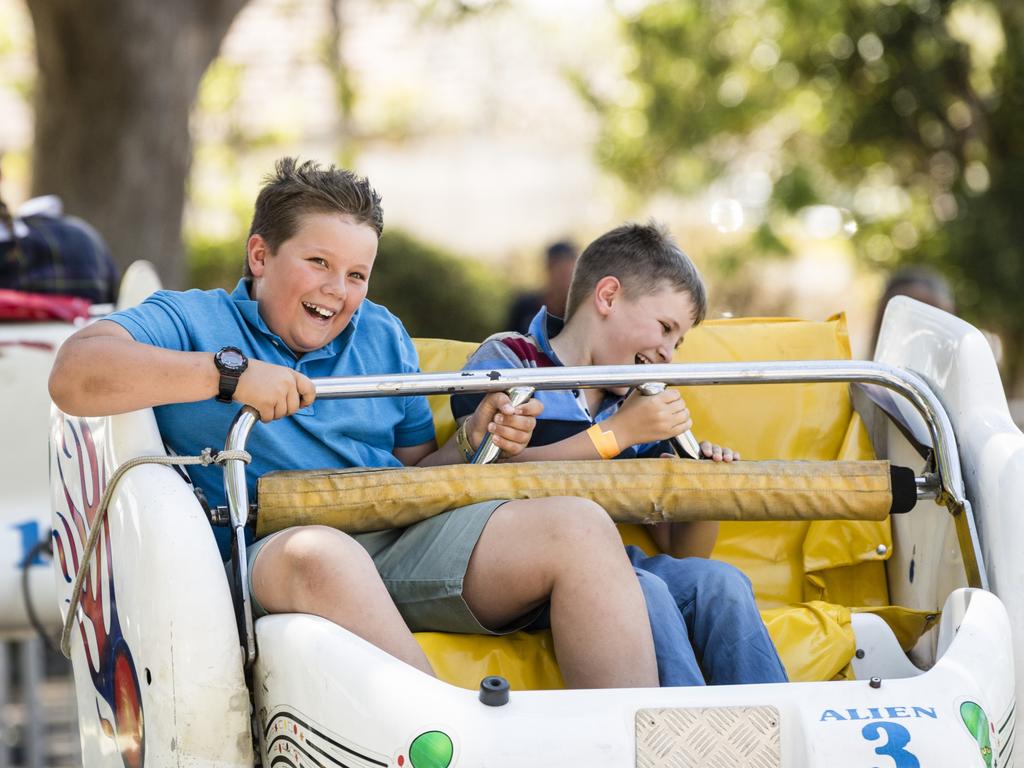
[412,316,916,685]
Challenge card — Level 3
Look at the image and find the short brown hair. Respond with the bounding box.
[244,157,383,277]
[565,221,707,324]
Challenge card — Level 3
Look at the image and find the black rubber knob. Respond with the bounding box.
[888,465,918,515]
[479,675,510,706]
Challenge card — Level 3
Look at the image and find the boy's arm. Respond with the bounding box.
[49,321,314,421]
[50,321,221,415]
[394,394,542,467]
[475,386,693,462]
[458,421,610,461]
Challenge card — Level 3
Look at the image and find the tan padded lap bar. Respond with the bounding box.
[255,458,893,537]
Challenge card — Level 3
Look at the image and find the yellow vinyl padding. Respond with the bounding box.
[416,630,566,692]
[415,337,478,446]
[415,600,859,687]
[256,458,897,537]
[407,316,929,688]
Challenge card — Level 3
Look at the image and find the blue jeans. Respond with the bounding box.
[627,546,789,687]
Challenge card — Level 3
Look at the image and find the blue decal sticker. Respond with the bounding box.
[12,521,46,567]
[818,706,938,723]
[862,721,920,768]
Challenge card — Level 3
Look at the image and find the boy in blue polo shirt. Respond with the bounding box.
[452,221,788,687]
[49,158,663,689]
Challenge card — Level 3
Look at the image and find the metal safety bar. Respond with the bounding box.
[224,408,259,665]
[221,359,988,663]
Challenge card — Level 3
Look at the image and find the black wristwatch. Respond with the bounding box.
[214,346,249,403]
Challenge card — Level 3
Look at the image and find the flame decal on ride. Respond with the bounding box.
[52,416,145,768]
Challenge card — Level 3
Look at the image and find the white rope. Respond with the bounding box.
[60,448,252,658]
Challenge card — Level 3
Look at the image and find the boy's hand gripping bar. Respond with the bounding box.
[637,381,703,460]
[471,386,536,465]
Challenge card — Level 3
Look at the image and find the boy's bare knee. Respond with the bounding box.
[264,525,375,596]
[542,497,619,547]
[561,496,617,533]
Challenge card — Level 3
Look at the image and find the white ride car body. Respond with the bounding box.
[33,294,1024,768]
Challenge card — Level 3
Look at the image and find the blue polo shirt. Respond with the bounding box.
[106,279,436,558]
[451,308,671,458]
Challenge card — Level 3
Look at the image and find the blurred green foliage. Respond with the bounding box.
[369,229,508,342]
[587,0,1024,387]
[188,234,245,291]
[187,228,507,343]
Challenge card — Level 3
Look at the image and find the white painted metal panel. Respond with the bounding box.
[51,409,253,767]
[877,296,1024,766]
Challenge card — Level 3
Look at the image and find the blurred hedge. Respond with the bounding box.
[188,235,246,291]
[369,230,507,342]
[187,228,508,343]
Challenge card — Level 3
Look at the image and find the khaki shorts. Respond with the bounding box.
[244,499,546,635]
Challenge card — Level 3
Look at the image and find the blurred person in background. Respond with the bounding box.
[870,266,956,354]
[0,159,119,306]
[506,239,578,334]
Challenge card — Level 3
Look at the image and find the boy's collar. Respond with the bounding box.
[230,278,360,359]
[527,306,566,364]
[527,304,625,410]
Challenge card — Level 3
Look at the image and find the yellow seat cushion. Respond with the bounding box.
[415,337,478,446]
[411,316,919,687]
[415,600,857,687]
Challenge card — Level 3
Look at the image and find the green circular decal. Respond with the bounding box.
[960,701,993,768]
[409,730,454,768]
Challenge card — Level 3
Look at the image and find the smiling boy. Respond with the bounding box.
[49,159,662,689]
[452,221,788,686]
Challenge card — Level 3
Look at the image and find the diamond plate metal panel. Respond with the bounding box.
[636,706,781,768]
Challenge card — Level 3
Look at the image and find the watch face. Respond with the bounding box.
[218,347,246,370]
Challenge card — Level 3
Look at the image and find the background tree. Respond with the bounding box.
[25,0,249,288]
[584,0,1023,391]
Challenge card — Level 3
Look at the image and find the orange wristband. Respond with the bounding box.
[586,423,620,460]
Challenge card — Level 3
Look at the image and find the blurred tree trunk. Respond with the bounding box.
[25,0,248,289]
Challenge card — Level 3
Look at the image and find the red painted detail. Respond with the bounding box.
[96,701,115,739]
[53,530,71,581]
[0,288,91,322]
[397,756,404,766]
[114,649,144,768]
[0,339,56,351]
[54,417,146,768]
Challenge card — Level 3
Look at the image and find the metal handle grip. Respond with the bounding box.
[471,386,535,465]
[636,382,702,460]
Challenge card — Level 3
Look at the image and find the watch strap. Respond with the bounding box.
[217,371,241,403]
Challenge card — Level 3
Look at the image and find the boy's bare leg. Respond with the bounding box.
[251,525,434,675]
[462,497,658,689]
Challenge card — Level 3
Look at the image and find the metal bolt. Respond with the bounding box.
[869,677,882,689]
[855,649,865,659]
[876,544,888,556]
